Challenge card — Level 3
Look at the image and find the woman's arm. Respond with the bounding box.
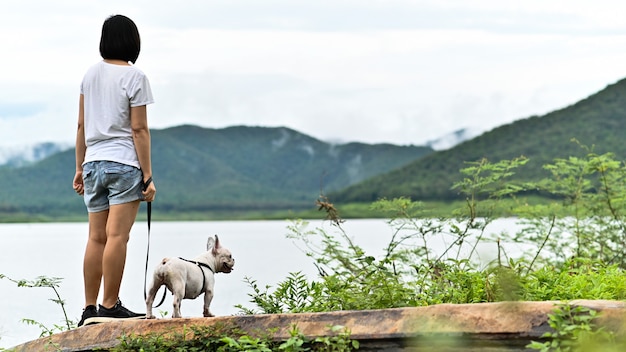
[73,94,86,195]
[131,105,156,201]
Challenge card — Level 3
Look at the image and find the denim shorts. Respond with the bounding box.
[82,161,143,212]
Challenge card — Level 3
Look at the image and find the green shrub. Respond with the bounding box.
[110,323,358,352]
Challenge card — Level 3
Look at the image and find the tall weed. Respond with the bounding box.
[239,145,626,316]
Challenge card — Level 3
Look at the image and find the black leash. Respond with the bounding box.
[142,177,167,308]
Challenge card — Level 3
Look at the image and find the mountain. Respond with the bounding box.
[6,74,625,220]
[0,125,433,219]
[333,78,626,202]
[0,142,71,167]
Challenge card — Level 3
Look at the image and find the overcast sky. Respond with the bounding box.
[1,0,626,148]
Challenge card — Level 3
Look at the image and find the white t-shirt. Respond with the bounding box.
[80,61,154,168]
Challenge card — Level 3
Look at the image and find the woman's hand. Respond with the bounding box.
[73,171,84,195]
[142,177,156,202]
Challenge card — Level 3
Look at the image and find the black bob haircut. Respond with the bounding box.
[99,15,141,64]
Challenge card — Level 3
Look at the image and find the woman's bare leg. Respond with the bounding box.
[83,210,109,307]
[101,200,141,308]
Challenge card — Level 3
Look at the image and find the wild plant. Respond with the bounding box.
[0,274,74,337]
[510,143,626,271]
[111,323,357,351]
[237,157,531,313]
[527,303,621,351]
[238,144,626,318]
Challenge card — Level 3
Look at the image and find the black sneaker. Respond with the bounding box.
[84,299,145,325]
[77,305,98,327]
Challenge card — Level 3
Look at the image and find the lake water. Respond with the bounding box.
[0,218,523,348]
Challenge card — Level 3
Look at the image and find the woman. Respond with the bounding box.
[73,14,156,327]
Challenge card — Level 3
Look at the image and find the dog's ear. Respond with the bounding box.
[207,236,215,251]
[212,235,221,255]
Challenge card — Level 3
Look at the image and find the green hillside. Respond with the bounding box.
[333,78,626,202]
[0,125,432,220]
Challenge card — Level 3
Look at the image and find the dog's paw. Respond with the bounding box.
[145,314,156,319]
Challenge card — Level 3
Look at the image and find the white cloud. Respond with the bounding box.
[1,0,626,147]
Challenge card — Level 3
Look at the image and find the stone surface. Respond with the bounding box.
[11,300,626,351]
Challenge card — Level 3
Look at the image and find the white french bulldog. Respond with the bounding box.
[145,235,235,319]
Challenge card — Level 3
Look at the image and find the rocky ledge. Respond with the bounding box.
[11,300,626,351]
